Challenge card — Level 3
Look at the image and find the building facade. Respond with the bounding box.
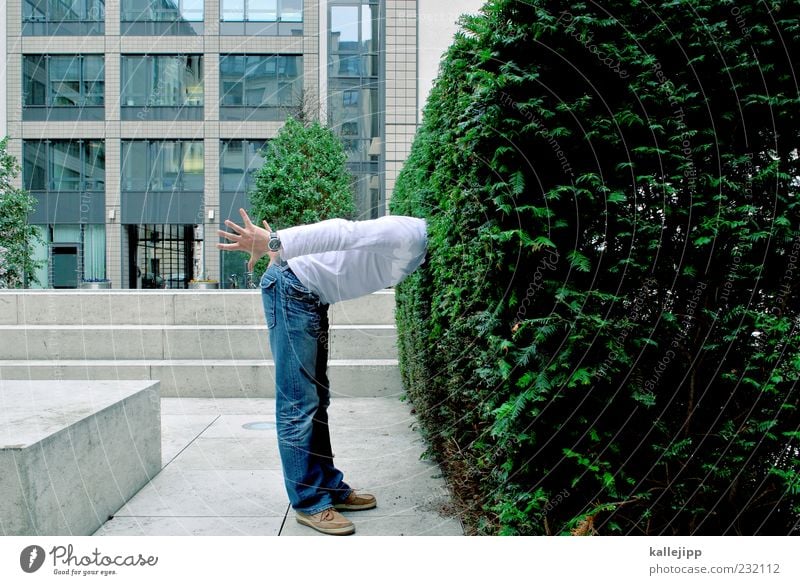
[5,0,421,288]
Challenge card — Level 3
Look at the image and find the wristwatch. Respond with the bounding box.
[267,231,282,252]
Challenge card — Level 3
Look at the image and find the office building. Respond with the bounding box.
[3,0,481,288]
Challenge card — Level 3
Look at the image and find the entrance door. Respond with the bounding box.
[127,224,202,289]
[51,244,80,288]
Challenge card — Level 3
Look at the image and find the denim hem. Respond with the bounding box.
[336,487,353,503]
[295,497,335,516]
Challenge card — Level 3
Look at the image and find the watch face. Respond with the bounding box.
[268,238,281,251]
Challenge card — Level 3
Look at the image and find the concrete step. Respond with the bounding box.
[0,290,396,326]
[0,380,161,535]
[0,359,403,398]
[0,324,397,360]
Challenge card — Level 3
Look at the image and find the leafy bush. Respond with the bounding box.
[0,137,42,288]
[249,117,355,273]
[391,0,800,535]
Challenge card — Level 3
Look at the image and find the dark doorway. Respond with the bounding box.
[127,224,201,289]
[51,244,80,288]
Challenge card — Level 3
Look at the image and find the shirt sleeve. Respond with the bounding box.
[278,215,428,262]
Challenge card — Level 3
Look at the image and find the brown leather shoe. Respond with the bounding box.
[295,508,355,535]
[334,490,377,511]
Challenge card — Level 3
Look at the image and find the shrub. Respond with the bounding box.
[0,137,42,288]
[391,0,800,535]
[249,117,355,273]
[250,117,355,229]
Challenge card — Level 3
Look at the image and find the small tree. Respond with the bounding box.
[248,117,355,273]
[0,137,42,288]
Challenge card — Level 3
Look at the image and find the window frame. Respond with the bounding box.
[23,54,105,108]
[220,0,303,22]
[121,140,205,193]
[23,139,106,193]
[219,53,303,111]
[23,0,105,23]
[220,139,268,193]
[120,0,204,23]
[120,54,205,110]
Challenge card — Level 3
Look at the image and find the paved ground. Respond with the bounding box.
[95,397,464,536]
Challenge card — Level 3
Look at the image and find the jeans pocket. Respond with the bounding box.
[261,276,277,329]
[286,279,318,304]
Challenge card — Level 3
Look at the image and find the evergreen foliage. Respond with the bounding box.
[249,117,355,274]
[0,137,42,288]
[391,0,800,535]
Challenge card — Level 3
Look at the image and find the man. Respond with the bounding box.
[218,208,428,535]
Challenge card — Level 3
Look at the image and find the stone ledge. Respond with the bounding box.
[0,380,161,535]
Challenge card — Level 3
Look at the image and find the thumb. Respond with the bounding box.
[262,220,272,232]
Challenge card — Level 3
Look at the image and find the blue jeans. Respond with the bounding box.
[260,261,352,514]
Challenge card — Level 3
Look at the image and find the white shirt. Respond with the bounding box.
[278,215,428,305]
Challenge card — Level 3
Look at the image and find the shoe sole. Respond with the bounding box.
[334,501,377,511]
[295,515,355,535]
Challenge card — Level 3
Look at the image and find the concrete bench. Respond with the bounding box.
[0,380,161,535]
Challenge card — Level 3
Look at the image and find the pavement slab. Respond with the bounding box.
[95,397,463,536]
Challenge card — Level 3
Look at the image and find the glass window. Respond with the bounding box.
[83,224,106,281]
[83,56,104,105]
[180,0,203,21]
[246,55,276,107]
[23,142,47,191]
[220,56,245,105]
[23,0,47,21]
[220,0,303,22]
[249,0,277,21]
[362,3,378,52]
[122,0,202,22]
[121,55,204,108]
[330,6,359,50]
[50,57,81,106]
[150,141,181,191]
[24,54,105,107]
[51,141,83,191]
[85,140,105,190]
[23,55,47,106]
[221,140,267,192]
[121,56,149,106]
[281,0,302,22]
[221,0,244,20]
[122,141,148,190]
[122,141,203,191]
[49,0,82,21]
[121,0,149,20]
[221,141,245,191]
[331,54,361,77]
[247,141,267,184]
[183,55,204,105]
[182,142,205,190]
[86,0,104,20]
[24,0,104,21]
[23,141,105,192]
[220,54,302,108]
[343,89,358,106]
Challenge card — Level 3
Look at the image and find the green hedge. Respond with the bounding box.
[390,0,800,535]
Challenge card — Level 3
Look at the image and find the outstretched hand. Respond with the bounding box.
[217,208,279,271]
